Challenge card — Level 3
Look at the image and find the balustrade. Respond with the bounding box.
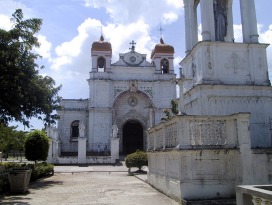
[147,113,250,150]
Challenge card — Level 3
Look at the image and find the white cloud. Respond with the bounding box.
[162,12,178,24]
[0,14,13,30]
[0,0,35,20]
[233,24,243,42]
[166,0,183,8]
[258,24,272,80]
[259,24,272,44]
[198,24,202,41]
[83,0,183,25]
[50,18,101,70]
[174,56,183,77]
[104,20,155,62]
[35,35,52,59]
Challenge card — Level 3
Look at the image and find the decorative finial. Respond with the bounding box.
[100,35,104,42]
[129,40,136,52]
[160,38,164,44]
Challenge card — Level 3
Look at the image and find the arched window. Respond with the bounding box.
[97,56,106,72]
[71,120,79,139]
[161,58,169,74]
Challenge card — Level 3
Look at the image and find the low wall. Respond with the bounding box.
[51,156,111,164]
[147,113,272,202]
[148,149,241,201]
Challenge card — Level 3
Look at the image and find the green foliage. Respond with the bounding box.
[25,130,50,162]
[161,99,179,122]
[125,150,148,170]
[171,99,179,115]
[29,162,54,181]
[0,123,26,154]
[0,162,54,193]
[0,9,61,127]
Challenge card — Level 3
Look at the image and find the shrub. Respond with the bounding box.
[30,162,54,181]
[0,162,54,193]
[125,150,148,170]
[25,130,50,163]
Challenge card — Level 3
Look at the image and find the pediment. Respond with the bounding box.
[112,51,153,67]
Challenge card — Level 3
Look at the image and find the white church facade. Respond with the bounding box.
[47,36,177,163]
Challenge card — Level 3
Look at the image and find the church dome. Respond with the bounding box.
[91,35,112,52]
[151,38,174,59]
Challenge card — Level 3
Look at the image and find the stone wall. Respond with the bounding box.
[147,113,272,202]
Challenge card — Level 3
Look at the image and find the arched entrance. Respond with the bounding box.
[122,120,143,154]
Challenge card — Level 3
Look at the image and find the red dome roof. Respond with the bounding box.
[151,38,174,59]
[91,35,112,52]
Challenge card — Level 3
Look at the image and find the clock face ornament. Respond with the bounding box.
[129,56,136,63]
[128,96,138,107]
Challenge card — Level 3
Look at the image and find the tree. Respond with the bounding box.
[161,99,179,122]
[0,123,26,158]
[25,130,49,163]
[0,9,61,127]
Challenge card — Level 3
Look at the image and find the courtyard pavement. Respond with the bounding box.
[0,163,179,205]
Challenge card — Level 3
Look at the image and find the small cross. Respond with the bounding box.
[129,40,136,51]
[97,26,103,36]
[158,23,165,38]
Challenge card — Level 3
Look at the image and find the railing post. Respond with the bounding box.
[237,113,252,185]
[225,116,238,147]
[153,131,157,150]
[179,116,191,149]
[162,123,166,149]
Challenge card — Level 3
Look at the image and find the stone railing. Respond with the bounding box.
[147,113,250,150]
[236,185,272,205]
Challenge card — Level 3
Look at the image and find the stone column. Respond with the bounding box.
[53,140,60,159]
[240,0,259,43]
[200,0,215,41]
[47,139,53,163]
[111,138,120,163]
[78,138,87,164]
[183,0,198,53]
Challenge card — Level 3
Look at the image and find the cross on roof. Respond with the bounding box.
[97,26,103,36]
[129,40,136,51]
[158,23,165,38]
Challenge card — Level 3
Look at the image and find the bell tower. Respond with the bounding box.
[183,0,259,54]
[91,35,112,72]
[151,38,175,74]
[179,0,272,148]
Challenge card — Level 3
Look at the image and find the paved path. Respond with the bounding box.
[0,165,179,205]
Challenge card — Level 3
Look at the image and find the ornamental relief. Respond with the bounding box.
[113,86,127,98]
[128,96,138,107]
[224,52,246,74]
[208,96,272,105]
[140,86,153,97]
[129,80,138,92]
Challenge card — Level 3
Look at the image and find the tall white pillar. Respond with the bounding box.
[200,0,215,41]
[47,139,53,163]
[184,0,198,53]
[240,0,259,43]
[78,138,87,164]
[225,0,234,42]
[111,138,119,163]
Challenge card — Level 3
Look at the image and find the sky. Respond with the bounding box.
[0,0,271,131]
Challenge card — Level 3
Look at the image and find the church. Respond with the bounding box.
[55,36,177,159]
